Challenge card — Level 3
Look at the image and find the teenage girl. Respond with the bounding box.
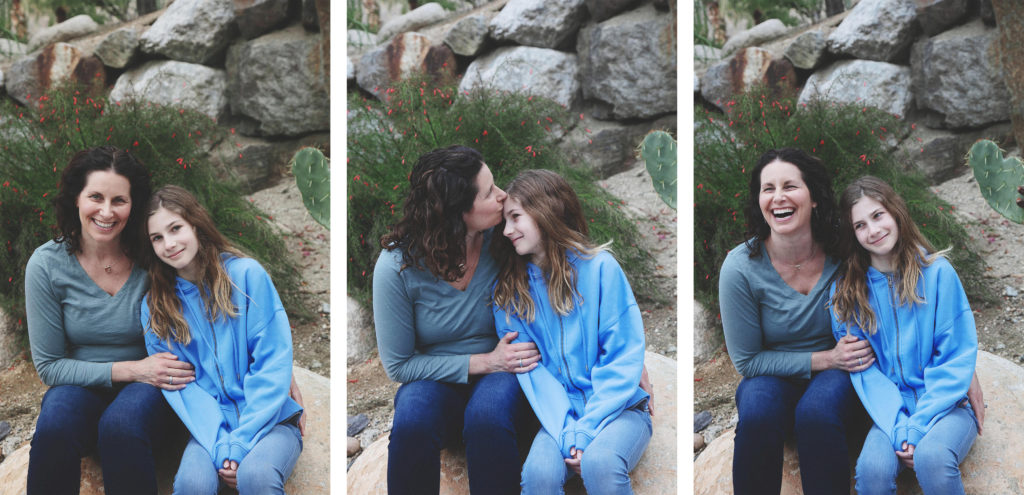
[141,185,303,494]
[830,176,978,494]
[492,169,651,494]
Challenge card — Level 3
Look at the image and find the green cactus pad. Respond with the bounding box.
[291,147,330,229]
[967,139,1024,224]
[639,130,677,210]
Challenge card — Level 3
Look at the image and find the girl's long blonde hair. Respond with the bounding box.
[492,169,608,322]
[143,185,245,345]
[831,176,947,334]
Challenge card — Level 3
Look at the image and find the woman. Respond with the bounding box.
[142,185,303,493]
[373,145,540,494]
[831,177,977,493]
[25,146,186,493]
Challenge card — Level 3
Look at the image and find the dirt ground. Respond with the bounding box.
[693,155,1024,457]
[346,160,679,464]
[0,174,329,462]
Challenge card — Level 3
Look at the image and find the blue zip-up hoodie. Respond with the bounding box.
[494,250,648,458]
[142,255,302,469]
[829,257,977,451]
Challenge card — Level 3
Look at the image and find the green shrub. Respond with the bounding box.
[347,75,657,308]
[0,83,304,336]
[694,87,990,314]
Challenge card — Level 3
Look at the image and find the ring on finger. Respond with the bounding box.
[519,358,524,368]
[858,358,863,366]
[169,376,174,385]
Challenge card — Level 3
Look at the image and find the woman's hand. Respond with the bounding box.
[639,365,654,417]
[895,442,915,469]
[115,352,195,390]
[967,372,984,435]
[290,375,306,436]
[469,332,540,374]
[565,447,583,475]
[219,460,239,489]
[828,335,875,372]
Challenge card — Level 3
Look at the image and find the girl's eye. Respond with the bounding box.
[171,225,180,232]
[151,235,161,242]
[854,223,864,230]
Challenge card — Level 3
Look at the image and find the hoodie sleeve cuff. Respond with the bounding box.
[574,431,594,453]
[906,428,924,448]
[228,444,251,464]
[893,426,909,451]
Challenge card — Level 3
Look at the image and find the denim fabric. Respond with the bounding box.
[172,422,302,495]
[387,372,533,495]
[733,369,863,495]
[521,402,651,495]
[856,403,977,495]
[28,383,174,495]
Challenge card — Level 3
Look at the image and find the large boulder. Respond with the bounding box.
[208,132,329,193]
[916,0,970,36]
[784,29,827,70]
[139,0,237,65]
[0,39,28,63]
[584,0,645,23]
[901,122,1014,184]
[347,351,677,494]
[827,0,917,62]
[721,19,787,55]
[94,26,141,69]
[699,47,796,114]
[694,351,1024,494]
[226,24,329,136]
[27,15,99,52]
[443,13,490,57]
[560,114,676,178]
[489,0,588,49]
[577,4,676,119]
[910,19,1010,129]
[109,60,228,120]
[798,59,913,118]
[4,43,106,108]
[234,0,291,39]
[377,3,447,40]
[459,46,580,108]
[0,366,329,495]
[355,32,456,101]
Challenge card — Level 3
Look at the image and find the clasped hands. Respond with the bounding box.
[832,334,876,373]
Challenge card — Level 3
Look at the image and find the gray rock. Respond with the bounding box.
[347,436,362,456]
[584,0,644,22]
[348,414,370,437]
[347,29,379,54]
[784,29,826,70]
[226,25,329,136]
[27,14,99,51]
[721,19,787,55]
[459,46,580,108]
[356,32,456,100]
[140,0,236,65]
[347,295,376,366]
[578,4,676,119]
[0,307,14,370]
[693,299,721,363]
[489,0,588,49]
[980,0,995,25]
[700,47,796,114]
[561,114,676,178]
[347,56,355,80]
[209,132,329,193]
[694,433,706,452]
[916,0,969,36]
[94,26,141,69]
[901,122,1013,183]
[0,421,10,442]
[798,59,913,118]
[444,13,489,56]
[694,410,712,433]
[911,20,1010,129]
[0,39,28,63]
[110,60,228,120]
[234,0,290,39]
[1004,285,1019,297]
[827,0,917,62]
[695,44,723,69]
[302,0,320,31]
[377,3,447,40]
[4,43,106,108]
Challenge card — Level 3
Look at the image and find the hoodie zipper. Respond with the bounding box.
[185,286,241,420]
[887,273,917,402]
[558,315,588,402]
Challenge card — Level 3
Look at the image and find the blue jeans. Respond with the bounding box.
[856,402,977,495]
[521,402,652,495]
[733,369,864,495]
[387,372,533,495]
[172,422,303,495]
[28,383,175,495]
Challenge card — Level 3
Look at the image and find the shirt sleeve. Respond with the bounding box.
[719,250,812,378]
[26,249,113,387]
[905,263,977,447]
[221,262,296,465]
[373,250,471,384]
[571,258,646,453]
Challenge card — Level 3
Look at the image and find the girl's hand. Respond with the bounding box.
[639,365,654,417]
[130,352,195,390]
[219,460,239,488]
[895,442,915,469]
[565,447,583,475]
[830,335,875,372]
[967,372,984,435]
[491,332,541,373]
[290,375,306,436]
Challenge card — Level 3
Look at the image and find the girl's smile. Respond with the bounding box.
[502,197,545,265]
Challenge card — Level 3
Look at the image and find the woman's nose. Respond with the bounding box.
[496,187,507,202]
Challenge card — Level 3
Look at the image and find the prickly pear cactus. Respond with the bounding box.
[291,147,330,229]
[967,139,1024,224]
[639,130,677,210]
